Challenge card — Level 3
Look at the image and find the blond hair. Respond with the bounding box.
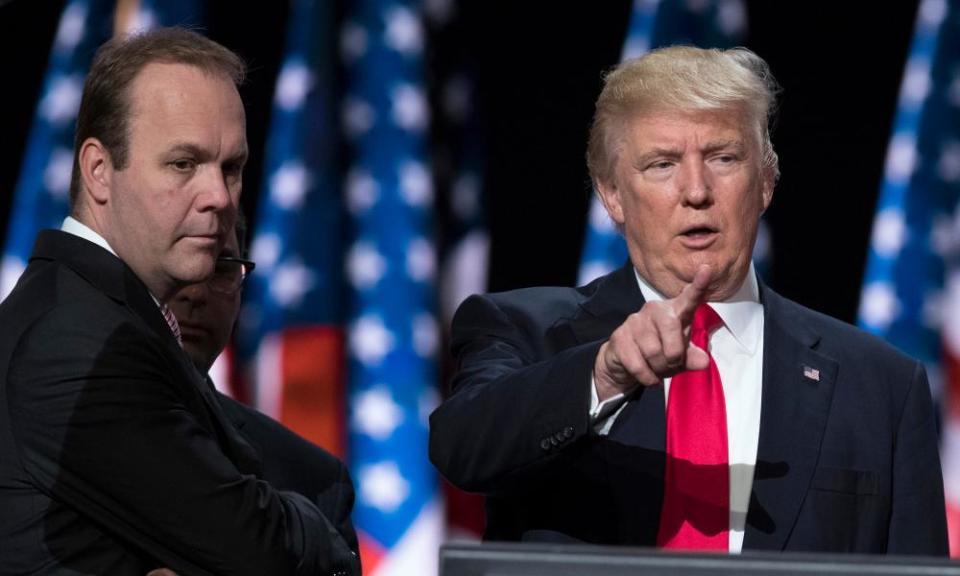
[586,45,780,186]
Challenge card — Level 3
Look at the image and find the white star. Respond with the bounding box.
[40,74,83,125]
[384,6,423,56]
[939,141,960,183]
[391,84,429,132]
[900,58,932,108]
[443,76,472,122]
[0,255,26,302]
[55,2,87,51]
[275,61,314,111]
[340,22,368,62]
[412,312,439,358]
[125,7,157,33]
[43,147,74,200]
[919,0,948,28]
[343,97,376,138]
[578,261,615,286]
[269,258,316,309]
[270,161,311,209]
[870,208,908,258]
[347,241,388,289]
[250,233,282,270]
[406,237,435,282]
[717,0,747,36]
[884,132,918,184]
[859,282,901,331]
[345,168,380,213]
[359,461,410,513]
[399,161,433,207]
[352,385,404,440]
[350,315,395,366]
[452,172,481,220]
[588,195,617,233]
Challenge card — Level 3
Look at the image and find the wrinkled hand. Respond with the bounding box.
[594,265,712,401]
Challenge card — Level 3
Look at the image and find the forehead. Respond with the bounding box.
[126,62,246,144]
[624,107,752,148]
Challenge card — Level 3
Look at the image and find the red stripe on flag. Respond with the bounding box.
[278,327,346,458]
[358,530,386,574]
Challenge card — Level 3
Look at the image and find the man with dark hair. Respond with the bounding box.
[430,46,948,554]
[166,217,360,565]
[0,28,358,575]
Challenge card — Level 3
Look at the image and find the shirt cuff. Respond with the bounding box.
[589,375,630,435]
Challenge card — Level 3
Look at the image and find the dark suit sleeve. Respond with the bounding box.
[6,311,358,576]
[217,393,361,563]
[886,362,949,554]
[429,293,600,493]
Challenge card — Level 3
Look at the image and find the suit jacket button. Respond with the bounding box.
[553,432,565,443]
[549,436,559,447]
[540,438,552,451]
[563,426,574,439]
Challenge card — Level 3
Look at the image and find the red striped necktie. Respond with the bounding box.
[657,303,729,550]
[160,303,182,347]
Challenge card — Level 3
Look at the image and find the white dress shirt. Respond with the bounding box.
[61,216,117,256]
[589,266,764,553]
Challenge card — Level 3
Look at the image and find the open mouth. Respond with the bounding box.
[681,225,717,237]
[679,226,718,247]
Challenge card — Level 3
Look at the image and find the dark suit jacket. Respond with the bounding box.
[0,231,359,576]
[429,263,948,555]
[215,389,359,560]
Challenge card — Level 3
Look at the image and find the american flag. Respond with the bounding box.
[340,1,443,573]
[0,0,114,301]
[115,0,204,33]
[237,0,347,454]
[856,0,960,557]
[577,0,751,285]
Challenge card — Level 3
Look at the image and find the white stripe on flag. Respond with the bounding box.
[370,497,445,576]
[255,332,283,419]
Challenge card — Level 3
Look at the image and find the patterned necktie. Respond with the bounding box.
[657,303,729,550]
[160,303,182,346]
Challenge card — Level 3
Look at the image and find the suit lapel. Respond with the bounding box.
[562,263,665,449]
[744,286,838,550]
[32,230,263,476]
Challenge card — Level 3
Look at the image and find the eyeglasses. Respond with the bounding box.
[208,255,256,295]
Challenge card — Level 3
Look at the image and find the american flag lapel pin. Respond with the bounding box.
[803,366,820,382]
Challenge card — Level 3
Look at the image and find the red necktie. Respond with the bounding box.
[160,303,182,346]
[657,303,729,550]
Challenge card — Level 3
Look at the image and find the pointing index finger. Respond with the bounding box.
[672,265,713,325]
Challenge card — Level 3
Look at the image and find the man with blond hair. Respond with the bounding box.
[430,46,948,555]
[0,28,358,575]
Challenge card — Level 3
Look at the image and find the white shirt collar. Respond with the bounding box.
[633,264,763,354]
[61,216,164,307]
[61,216,117,257]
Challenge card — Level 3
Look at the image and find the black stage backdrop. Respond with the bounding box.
[0,0,920,323]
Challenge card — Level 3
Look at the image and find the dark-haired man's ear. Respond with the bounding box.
[77,137,112,206]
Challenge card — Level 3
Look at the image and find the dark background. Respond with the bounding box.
[0,0,920,323]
